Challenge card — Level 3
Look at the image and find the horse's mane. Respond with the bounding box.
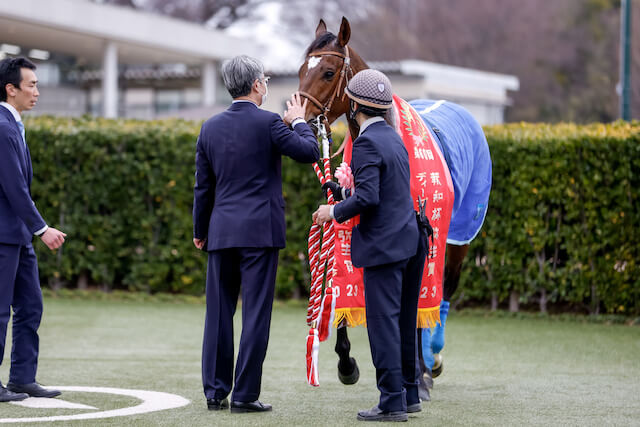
[305,32,337,56]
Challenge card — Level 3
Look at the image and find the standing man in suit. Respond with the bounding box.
[0,57,66,401]
[193,55,319,414]
[314,70,427,422]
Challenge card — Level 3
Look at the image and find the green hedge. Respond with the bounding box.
[24,117,639,315]
[463,122,640,315]
[27,117,204,293]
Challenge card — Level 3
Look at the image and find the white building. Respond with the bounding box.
[0,0,257,118]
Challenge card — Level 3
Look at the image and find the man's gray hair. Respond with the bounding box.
[221,55,264,99]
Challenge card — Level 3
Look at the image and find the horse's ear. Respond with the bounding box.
[337,16,351,47]
[315,19,327,38]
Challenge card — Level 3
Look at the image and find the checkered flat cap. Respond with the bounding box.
[345,69,393,110]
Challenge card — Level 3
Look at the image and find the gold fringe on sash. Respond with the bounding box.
[333,307,367,328]
[417,306,441,329]
[332,306,441,329]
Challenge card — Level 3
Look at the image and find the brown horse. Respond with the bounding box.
[298,17,486,390]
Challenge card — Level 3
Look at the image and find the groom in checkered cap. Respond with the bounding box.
[314,69,428,422]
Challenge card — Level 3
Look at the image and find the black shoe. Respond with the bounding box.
[230,400,272,413]
[0,383,28,402]
[357,405,408,422]
[6,382,61,398]
[407,402,422,413]
[207,397,229,411]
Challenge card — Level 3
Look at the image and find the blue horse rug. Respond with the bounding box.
[409,100,492,245]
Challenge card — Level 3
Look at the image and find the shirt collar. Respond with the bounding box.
[358,116,385,136]
[0,102,21,123]
[232,99,258,107]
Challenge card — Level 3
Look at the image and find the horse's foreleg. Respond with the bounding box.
[432,243,469,356]
[417,328,433,401]
[335,325,360,384]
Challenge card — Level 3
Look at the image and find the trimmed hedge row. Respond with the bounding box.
[464,122,640,315]
[23,117,639,314]
[27,117,204,293]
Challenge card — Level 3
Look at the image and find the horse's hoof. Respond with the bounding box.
[338,357,360,385]
[422,368,433,390]
[432,353,443,378]
[418,369,432,401]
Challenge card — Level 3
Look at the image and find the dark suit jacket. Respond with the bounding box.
[333,120,418,268]
[193,101,319,251]
[0,106,46,245]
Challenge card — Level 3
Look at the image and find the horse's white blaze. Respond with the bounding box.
[0,386,190,423]
[307,56,321,69]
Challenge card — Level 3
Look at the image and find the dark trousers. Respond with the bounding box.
[202,247,279,402]
[363,233,426,412]
[0,243,43,384]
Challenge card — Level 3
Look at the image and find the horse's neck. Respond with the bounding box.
[344,49,369,140]
[348,120,360,141]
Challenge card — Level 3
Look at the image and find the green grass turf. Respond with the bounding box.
[0,298,638,426]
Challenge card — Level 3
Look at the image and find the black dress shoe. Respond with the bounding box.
[0,385,28,402]
[407,402,422,413]
[357,405,407,422]
[6,382,61,398]
[207,397,229,411]
[230,400,272,413]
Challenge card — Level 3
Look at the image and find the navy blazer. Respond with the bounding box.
[193,101,319,251]
[0,106,46,245]
[333,121,418,268]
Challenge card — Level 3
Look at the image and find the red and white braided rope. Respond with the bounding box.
[307,160,337,326]
[306,124,337,387]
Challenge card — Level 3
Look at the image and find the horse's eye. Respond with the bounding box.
[324,71,335,79]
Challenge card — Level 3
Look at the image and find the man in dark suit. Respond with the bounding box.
[193,55,319,414]
[0,57,66,401]
[314,69,427,422]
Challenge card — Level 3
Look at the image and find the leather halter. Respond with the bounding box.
[299,46,353,118]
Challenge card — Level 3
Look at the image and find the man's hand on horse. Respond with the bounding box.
[313,204,333,225]
[283,92,308,127]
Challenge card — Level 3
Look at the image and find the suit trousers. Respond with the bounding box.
[202,247,279,402]
[363,231,426,412]
[0,243,43,384]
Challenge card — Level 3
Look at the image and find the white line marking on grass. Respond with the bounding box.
[0,386,190,423]
[10,398,97,410]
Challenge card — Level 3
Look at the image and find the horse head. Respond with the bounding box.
[298,17,368,134]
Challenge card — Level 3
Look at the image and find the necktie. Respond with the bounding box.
[16,121,26,148]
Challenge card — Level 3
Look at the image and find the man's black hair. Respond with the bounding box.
[360,106,387,118]
[0,57,36,102]
[350,99,387,120]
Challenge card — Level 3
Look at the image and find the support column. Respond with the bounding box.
[202,60,217,107]
[102,41,118,118]
[619,0,632,120]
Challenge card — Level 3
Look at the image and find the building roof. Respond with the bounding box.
[0,0,258,65]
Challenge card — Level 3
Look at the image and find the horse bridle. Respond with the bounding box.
[299,46,353,129]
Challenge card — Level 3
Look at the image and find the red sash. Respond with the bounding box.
[332,95,454,328]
